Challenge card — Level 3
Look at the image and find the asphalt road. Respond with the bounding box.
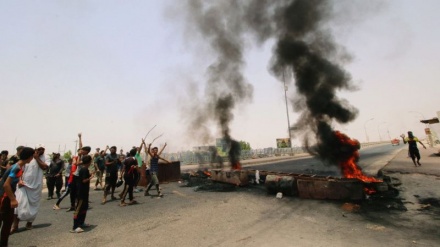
[8,143,440,247]
[244,144,403,177]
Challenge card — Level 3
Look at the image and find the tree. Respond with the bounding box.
[63,150,72,161]
[239,141,251,151]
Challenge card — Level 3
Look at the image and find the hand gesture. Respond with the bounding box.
[400,134,405,138]
[18,180,25,188]
[10,199,18,208]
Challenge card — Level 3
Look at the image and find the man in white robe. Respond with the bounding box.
[12,144,48,232]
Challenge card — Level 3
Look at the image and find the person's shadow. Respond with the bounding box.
[83,225,97,232]
[14,223,51,233]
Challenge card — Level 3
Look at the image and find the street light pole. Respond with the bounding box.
[377,122,387,142]
[283,69,292,147]
[364,118,374,143]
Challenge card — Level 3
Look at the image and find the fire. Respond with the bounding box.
[203,170,211,177]
[231,162,242,170]
[334,131,381,183]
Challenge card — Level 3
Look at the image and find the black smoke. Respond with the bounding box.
[182,0,371,166]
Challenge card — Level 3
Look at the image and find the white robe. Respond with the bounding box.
[15,155,47,222]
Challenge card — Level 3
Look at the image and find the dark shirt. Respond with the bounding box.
[95,156,105,171]
[0,159,9,177]
[77,166,90,200]
[123,157,138,177]
[150,156,159,173]
[105,153,119,176]
[8,155,19,166]
[48,159,64,177]
[405,137,420,151]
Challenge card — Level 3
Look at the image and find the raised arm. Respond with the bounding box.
[34,151,48,170]
[146,142,154,157]
[400,134,407,144]
[137,139,144,154]
[142,139,148,154]
[158,142,167,156]
[78,133,83,150]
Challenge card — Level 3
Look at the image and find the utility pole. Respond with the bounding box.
[364,118,374,143]
[283,69,292,153]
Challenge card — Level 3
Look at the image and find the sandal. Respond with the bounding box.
[119,202,127,207]
[25,223,33,230]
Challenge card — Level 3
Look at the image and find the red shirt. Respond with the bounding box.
[68,156,79,184]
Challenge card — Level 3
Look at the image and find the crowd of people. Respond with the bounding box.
[0,133,170,245]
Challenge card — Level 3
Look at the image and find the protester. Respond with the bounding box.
[63,158,73,192]
[119,148,138,206]
[12,144,49,233]
[401,131,427,166]
[67,134,91,212]
[46,153,64,200]
[144,141,170,197]
[0,147,34,246]
[53,155,76,210]
[7,146,24,173]
[133,141,144,193]
[102,146,119,204]
[93,147,108,190]
[53,157,73,210]
[0,151,9,179]
[71,155,93,233]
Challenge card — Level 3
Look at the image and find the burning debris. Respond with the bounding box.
[179,1,388,196]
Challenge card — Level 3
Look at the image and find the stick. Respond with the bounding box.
[144,125,157,140]
[151,133,164,144]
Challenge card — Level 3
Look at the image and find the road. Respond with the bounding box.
[244,144,403,177]
[8,144,440,247]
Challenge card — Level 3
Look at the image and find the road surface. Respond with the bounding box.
[8,144,440,247]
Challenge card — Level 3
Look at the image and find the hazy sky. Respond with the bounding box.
[0,0,439,153]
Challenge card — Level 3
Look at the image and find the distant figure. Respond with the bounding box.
[401,131,426,166]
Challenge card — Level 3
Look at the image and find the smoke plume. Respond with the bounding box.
[183,0,365,166]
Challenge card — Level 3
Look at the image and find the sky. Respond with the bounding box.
[0,0,439,154]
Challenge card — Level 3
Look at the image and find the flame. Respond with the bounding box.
[203,170,211,177]
[364,187,376,195]
[231,162,242,170]
[334,131,381,183]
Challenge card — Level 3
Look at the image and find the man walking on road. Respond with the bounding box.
[401,131,426,167]
[12,144,48,232]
